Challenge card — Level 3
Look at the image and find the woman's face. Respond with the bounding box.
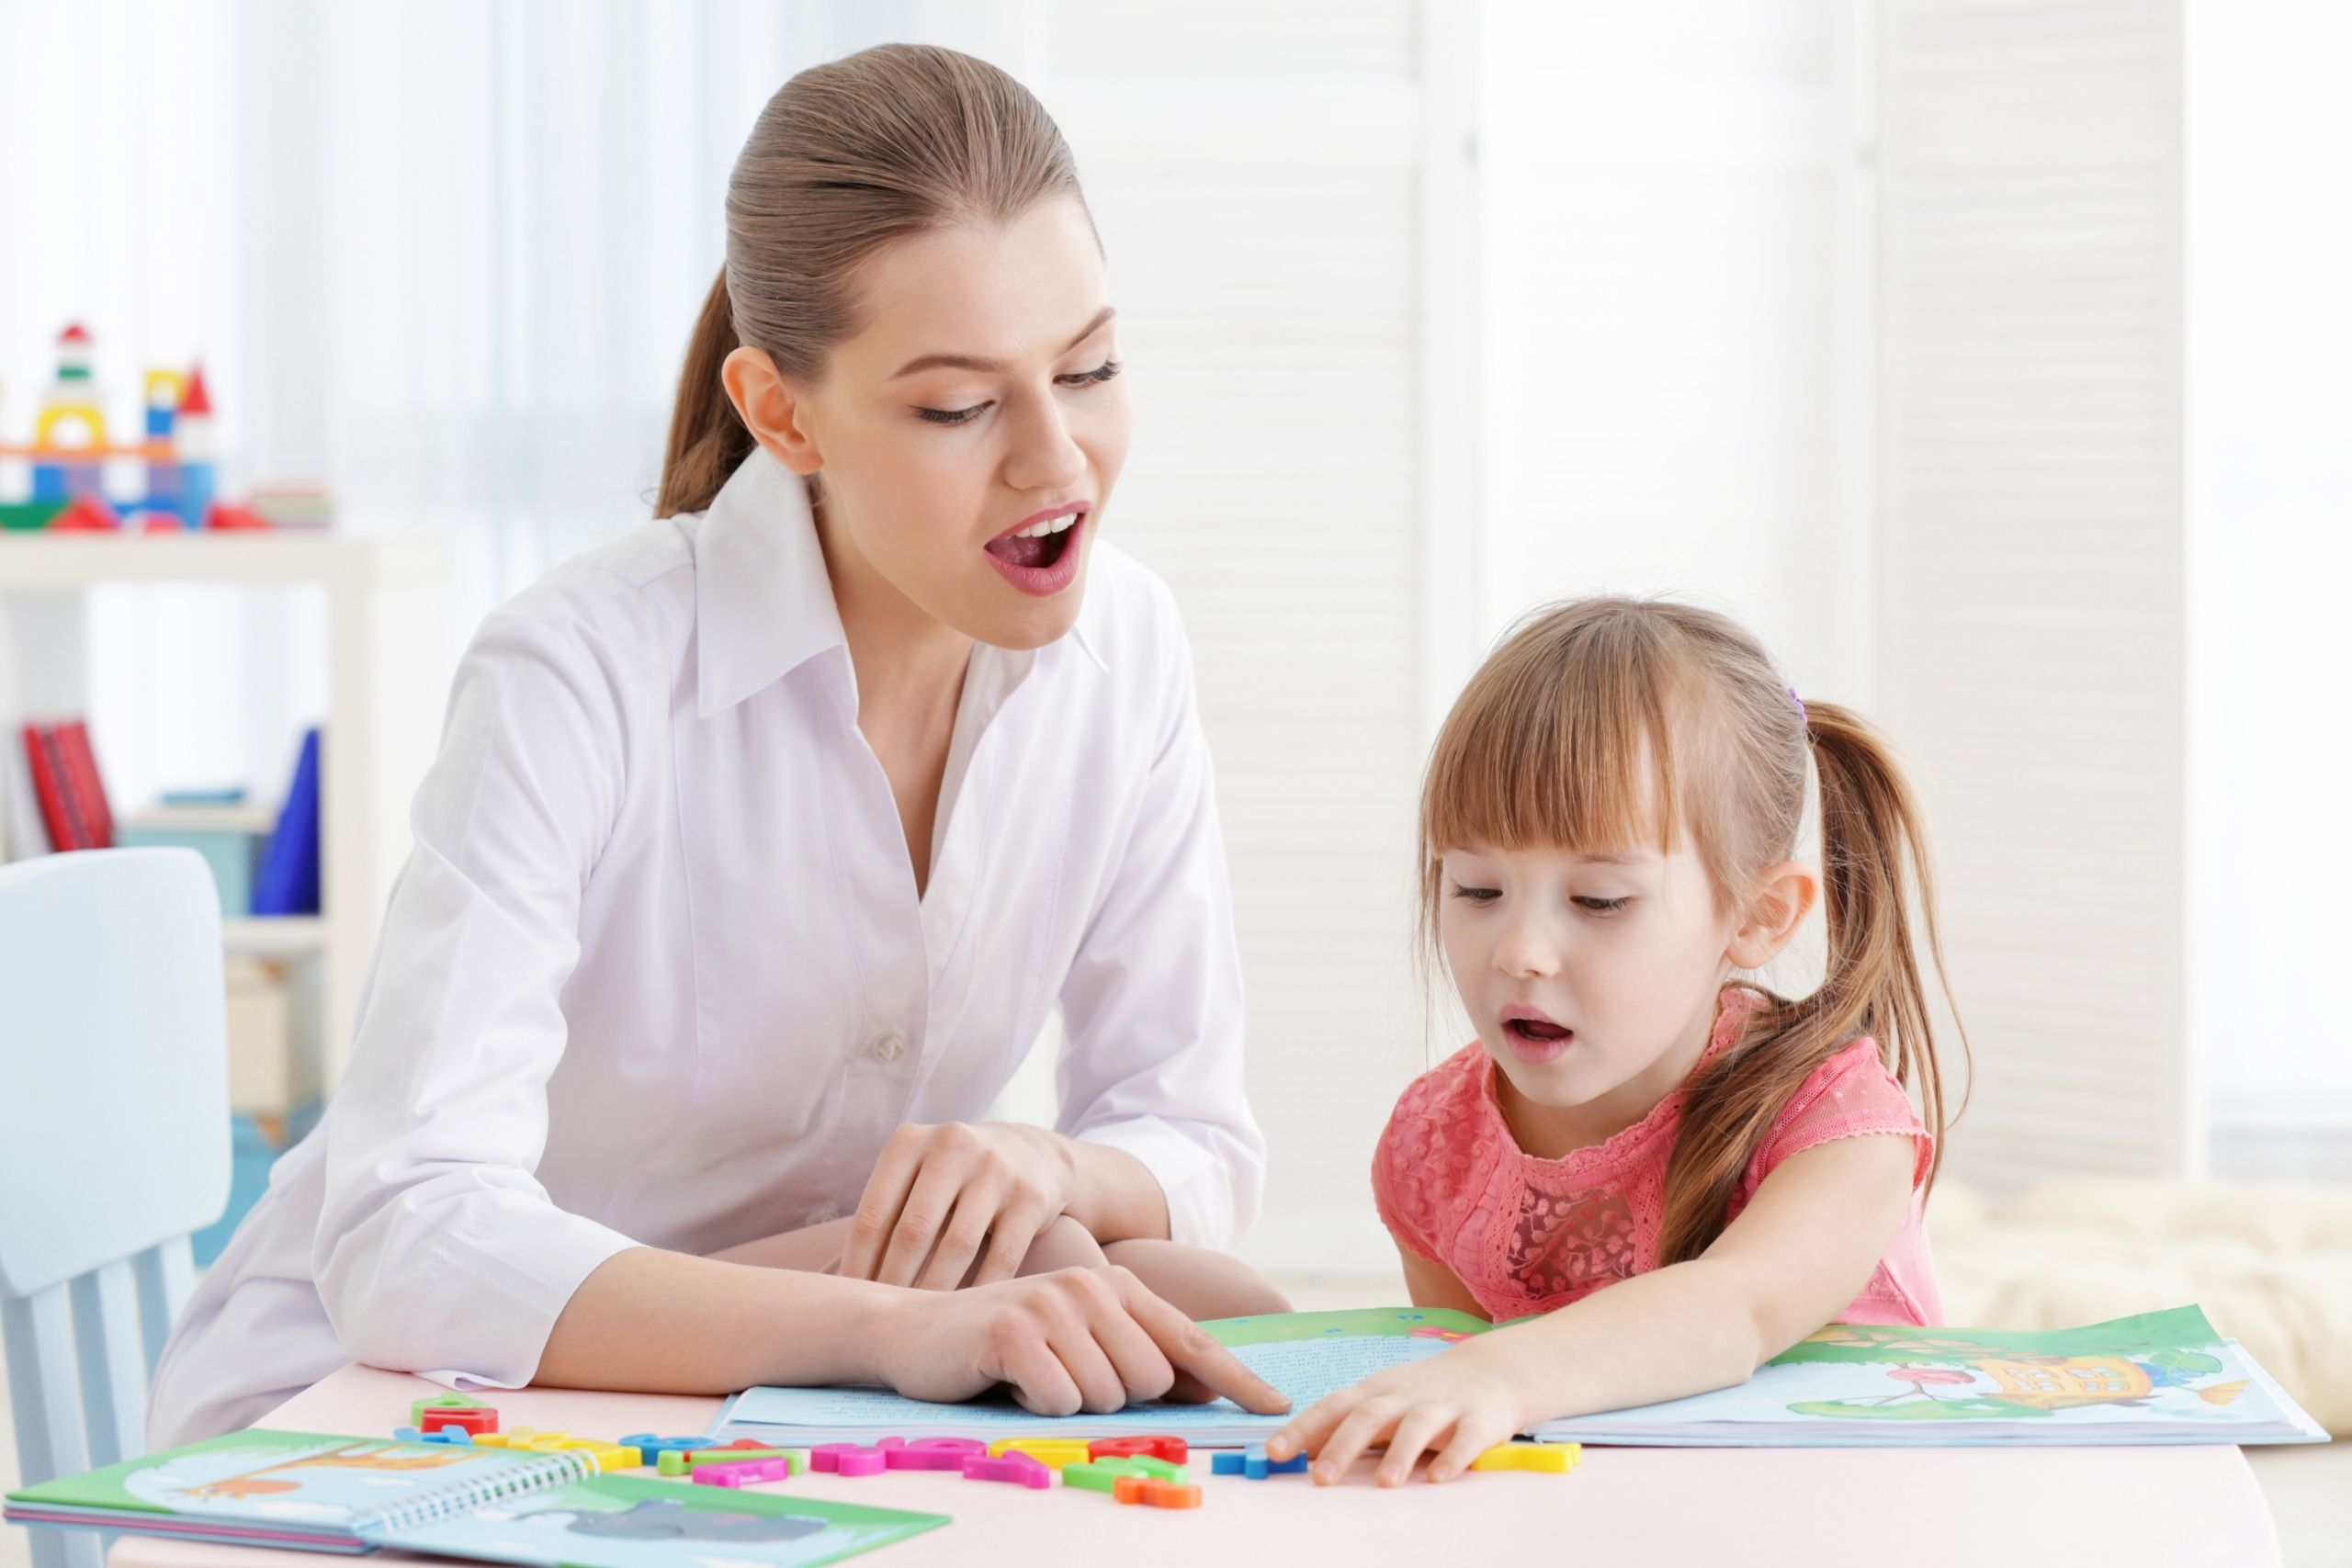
[743,197,1130,651]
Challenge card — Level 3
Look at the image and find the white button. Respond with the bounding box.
[872,1031,907,1063]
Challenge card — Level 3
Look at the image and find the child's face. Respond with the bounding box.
[1437,839,1738,1141]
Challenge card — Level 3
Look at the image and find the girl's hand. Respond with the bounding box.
[1264,1336,1531,1485]
[840,1121,1074,1290]
[876,1265,1294,1417]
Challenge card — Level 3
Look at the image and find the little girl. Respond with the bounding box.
[1268,597,1965,1484]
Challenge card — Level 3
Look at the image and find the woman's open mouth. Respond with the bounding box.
[984,503,1088,596]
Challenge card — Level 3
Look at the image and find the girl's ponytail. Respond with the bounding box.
[1656,698,1967,1266]
[655,268,754,519]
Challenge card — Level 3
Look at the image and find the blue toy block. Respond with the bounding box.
[393,1427,424,1443]
[619,1434,710,1461]
[1266,1451,1310,1475]
[1216,1444,1306,1480]
[421,1427,474,1446]
[1212,1451,1245,1475]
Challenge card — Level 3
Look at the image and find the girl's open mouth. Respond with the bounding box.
[984,505,1088,596]
[1502,1014,1574,1065]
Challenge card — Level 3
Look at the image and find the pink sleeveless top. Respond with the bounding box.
[1372,987,1941,1325]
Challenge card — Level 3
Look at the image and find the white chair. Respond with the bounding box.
[0,850,231,1568]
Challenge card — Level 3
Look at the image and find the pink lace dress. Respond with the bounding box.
[1372,987,1941,1325]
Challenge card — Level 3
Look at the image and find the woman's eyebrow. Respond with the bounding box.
[888,305,1116,380]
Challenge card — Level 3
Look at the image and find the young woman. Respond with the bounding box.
[150,43,1287,1448]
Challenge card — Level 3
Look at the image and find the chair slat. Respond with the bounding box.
[130,1237,195,1375]
[69,1258,148,1467]
[4,1285,104,1568]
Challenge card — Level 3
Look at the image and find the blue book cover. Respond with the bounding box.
[252,727,321,917]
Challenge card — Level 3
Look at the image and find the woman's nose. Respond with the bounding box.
[1003,389,1087,493]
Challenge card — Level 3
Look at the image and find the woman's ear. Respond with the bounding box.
[1726,860,1821,970]
[722,346,824,476]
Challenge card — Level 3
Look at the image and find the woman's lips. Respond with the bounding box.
[984,509,1087,597]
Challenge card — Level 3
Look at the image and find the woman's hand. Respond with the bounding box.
[1264,1334,1531,1485]
[876,1264,1294,1417]
[839,1122,1080,1290]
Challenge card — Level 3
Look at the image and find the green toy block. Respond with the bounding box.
[0,502,66,532]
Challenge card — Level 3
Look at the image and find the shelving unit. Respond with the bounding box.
[0,531,455,1089]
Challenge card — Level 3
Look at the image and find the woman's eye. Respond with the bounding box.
[1057,358,1123,389]
[1449,882,1500,904]
[1573,896,1633,915]
[914,402,989,426]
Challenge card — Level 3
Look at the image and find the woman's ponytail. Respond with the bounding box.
[655,268,755,519]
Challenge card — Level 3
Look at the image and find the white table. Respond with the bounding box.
[106,1364,2281,1568]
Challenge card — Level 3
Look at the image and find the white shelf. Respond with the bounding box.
[222,916,328,956]
[0,531,448,590]
[0,529,456,1088]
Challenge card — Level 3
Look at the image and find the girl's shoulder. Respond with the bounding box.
[1747,1034,1935,1192]
[1372,1043,1501,1261]
[1381,1042,1497,1145]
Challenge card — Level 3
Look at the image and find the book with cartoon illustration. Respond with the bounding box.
[4,1431,946,1566]
[716,1303,2328,1449]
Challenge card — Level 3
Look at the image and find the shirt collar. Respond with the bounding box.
[693,446,1110,717]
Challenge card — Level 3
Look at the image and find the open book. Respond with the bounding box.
[716,1304,2328,1449]
[4,1431,945,1566]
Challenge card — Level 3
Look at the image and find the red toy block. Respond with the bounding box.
[1088,1435,1187,1464]
[419,1406,499,1436]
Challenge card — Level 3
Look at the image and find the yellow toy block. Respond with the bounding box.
[988,1438,1094,1469]
[1469,1442,1580,1473]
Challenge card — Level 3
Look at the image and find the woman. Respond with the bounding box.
[149,42,1287,1447]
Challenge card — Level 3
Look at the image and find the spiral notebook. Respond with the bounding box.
[4,1430,945,1567]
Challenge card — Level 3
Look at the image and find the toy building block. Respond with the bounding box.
[694,1457,797,1489]
[959,1451,1051,1490]
[418,1406,498,1437]
[420,1428,474,1447]
[1062,1459,1139,1494]
[408,1393,489,1427]
[986,1438,1091,1469]
[391,1427,424,1443]
[685,1449,802,1472]
[880,1438,985,1472]
[1467,1441,1579,1473]
[621,1435,711,1464]
[1087,1435,1187,1464]
[810,1443,888,1478]
[1113,1474,1202,1509]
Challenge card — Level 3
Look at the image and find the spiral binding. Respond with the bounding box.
[356,1446,598,1536]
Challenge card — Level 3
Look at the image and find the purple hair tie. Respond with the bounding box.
[1789,685,1807,725]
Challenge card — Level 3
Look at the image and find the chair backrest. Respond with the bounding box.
[0,849,230,1568]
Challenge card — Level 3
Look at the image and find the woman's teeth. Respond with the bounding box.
[1011,513,1080,538]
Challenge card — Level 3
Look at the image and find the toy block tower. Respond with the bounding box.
[33,323,109,503]
[174,362,217,530]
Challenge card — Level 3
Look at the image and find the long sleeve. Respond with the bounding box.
[1054,592,1265,1250]
[310,609,639,1386]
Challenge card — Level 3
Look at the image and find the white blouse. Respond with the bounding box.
[147,450,1263,1447]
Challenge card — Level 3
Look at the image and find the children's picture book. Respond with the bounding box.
[4,1431,946,1567]
[717,1304,2328,1450]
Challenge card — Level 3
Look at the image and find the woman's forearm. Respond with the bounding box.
[1058,1137,1171,1245]
[535,1246,908,1393]
[1498,1258,1768,1422]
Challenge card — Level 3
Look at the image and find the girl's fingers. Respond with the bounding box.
[913,1179,1003,1292]
[875,1161,971,1288]
[1376,1406,1456,1488]
[1426,1412,1513,1483]
[1265,1393,1351,1462]
[1311,1397,1404,1485]
[840,1133,927,1281]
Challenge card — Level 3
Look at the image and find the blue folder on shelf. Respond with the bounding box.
[252,727,321,917]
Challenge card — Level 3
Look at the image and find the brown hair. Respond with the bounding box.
[657,44,1092,518]
[1418,598,1969,1265]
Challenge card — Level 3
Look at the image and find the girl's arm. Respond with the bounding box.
[1399,1246,1489,1319]
[1269,1131,1918,1483]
